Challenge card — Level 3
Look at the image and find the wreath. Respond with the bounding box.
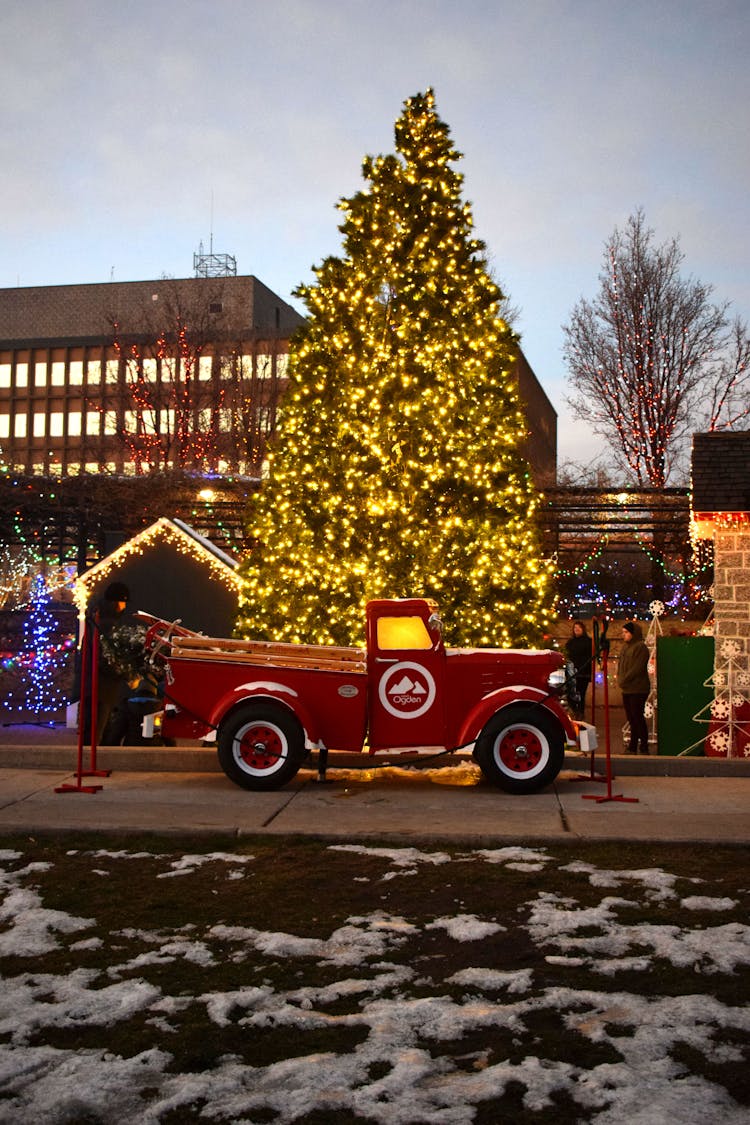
[99,623,149,680]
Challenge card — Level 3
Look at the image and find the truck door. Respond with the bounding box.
[366,600,446,750]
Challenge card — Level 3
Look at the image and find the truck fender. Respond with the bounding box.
[207,681,321,749]
[457,686,577,749]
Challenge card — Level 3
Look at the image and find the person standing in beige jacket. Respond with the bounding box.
[617,621,651,754]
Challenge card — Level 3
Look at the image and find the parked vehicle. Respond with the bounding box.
[142,598,595,793]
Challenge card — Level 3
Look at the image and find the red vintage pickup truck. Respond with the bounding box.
[144,598,593,794]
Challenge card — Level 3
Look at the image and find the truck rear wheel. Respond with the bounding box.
[476,705,564,794]
[217,703,305,790]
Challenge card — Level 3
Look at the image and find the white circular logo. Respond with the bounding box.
[378,662,437,719]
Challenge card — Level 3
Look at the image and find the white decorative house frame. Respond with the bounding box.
[691,640,750,758]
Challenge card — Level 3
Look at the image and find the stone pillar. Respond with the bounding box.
[713,528,750,677]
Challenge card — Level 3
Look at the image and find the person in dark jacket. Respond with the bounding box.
[565,619,592,719]
[617,620,651,754]
[80,581,132,744]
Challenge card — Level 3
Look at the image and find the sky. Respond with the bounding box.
[1,0,748,468]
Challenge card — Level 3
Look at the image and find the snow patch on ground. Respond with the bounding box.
[427,914,505,941]
[0,845,747,1124]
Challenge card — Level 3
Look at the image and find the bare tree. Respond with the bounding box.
[98,281,287,477]
[564,209,749,486]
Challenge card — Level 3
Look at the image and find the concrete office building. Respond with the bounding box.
[0,274,556,485]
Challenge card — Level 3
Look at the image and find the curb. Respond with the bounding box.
[1,744,749,777]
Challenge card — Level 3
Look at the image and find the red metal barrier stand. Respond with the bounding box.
[582,647,639,805]
[80,623,111,779]
[55,621,105,794]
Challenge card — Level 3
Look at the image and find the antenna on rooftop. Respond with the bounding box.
[194,190,237,277]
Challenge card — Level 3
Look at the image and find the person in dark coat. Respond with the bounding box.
[565,619,592,720]
[617,620,651,755]
[80,581,132,744]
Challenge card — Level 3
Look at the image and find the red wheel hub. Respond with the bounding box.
[497,728,544,773]
[238,723,284,772]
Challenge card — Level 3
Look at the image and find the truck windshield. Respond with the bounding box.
[376,615,432,650]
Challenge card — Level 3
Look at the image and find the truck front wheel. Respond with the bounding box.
[476,705,564,794]
[217,703,306,790]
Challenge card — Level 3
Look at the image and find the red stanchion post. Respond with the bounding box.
[81,620,110,779]
[582,646,639,805]
[573,616,606,783]
[55,621,103,795]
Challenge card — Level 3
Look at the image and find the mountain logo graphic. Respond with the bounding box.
[378,662,437,719]
[388,676,426,696]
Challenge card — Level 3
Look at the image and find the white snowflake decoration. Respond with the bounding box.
[710,699,730,720]
[713,671,727,688]
[732,694,747,710]
[708,729,731,754]
[721,640,742,658]
[648,600,665,617]
[736,671,750,689]
[644,701,654,719]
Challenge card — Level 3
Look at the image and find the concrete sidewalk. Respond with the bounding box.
[0,751,748,845]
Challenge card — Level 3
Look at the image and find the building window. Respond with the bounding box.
[106,359,119,384]
[199,356,213,380]
[51,362,65,386]
[103,412,118,435]
[68,412,82,436]
[0,364,10,388]
[0,414,8,438]
[143,358,158,382]
[49,413,64,437]
[14,415,26,438]
[69,361,84,385]
[87,361,101,384]
[15,363,28,387]
[33,414,46,437]
[86,411,100,435]
[34,362,47,387]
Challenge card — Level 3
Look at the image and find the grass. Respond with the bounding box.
[1,834,748,1123]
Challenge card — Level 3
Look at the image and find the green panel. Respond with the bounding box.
[656,636,714,756]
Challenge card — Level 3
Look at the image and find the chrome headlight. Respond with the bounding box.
[547,668,566,693]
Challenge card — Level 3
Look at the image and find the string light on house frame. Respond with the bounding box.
[74,516,245,618]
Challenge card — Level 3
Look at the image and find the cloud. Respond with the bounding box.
[1,0,748,464]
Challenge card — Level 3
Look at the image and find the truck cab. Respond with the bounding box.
[365,598,577,792]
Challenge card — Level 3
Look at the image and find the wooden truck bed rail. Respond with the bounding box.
[169,635,367,675]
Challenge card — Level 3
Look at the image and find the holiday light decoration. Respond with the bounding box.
[564,209,740,488]
[3,572,70,716]
[693,640,750,758]
[111,325,226,474]
[74,517,243,620]
[236,90,554,647]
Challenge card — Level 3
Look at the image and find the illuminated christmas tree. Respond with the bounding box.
[237,89,554,646]
[11,572,68,717]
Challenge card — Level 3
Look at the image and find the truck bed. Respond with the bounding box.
[169,635,367,675]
